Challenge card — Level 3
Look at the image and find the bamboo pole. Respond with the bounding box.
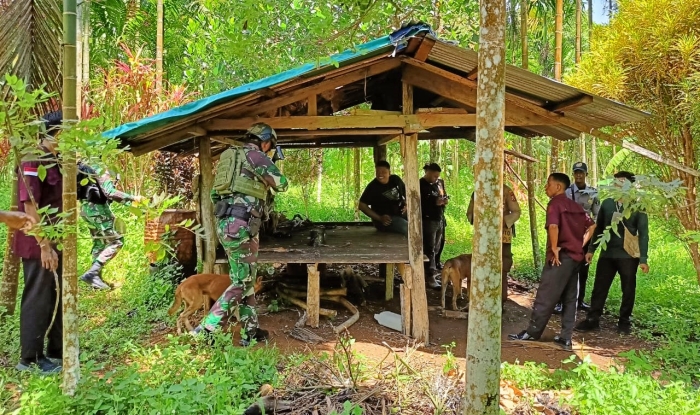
[464,0,506,412]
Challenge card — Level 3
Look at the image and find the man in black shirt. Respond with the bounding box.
[420,163,447,289]
[358,160,407,235]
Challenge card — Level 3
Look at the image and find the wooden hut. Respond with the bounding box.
[104,24,695,343]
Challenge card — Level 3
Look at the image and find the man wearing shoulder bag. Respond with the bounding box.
[575,171,649,335]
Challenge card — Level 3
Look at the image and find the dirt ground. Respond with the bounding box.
[162,264,650,372]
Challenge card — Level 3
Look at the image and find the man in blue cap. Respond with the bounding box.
[554,161,599,314]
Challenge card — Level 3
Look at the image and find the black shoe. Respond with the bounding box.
[426,274,441,290]
[574,319,600,332]
[508,330,538,341]
[553,336,572,351]
[80,273,111,290]
[553,303,563,315]
[578,301,591,311]
[240,328,269,347]
[617,322,632,335]
[16,357,62,375]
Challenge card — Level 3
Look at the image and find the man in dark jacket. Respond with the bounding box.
[419,163,447,289]
[575,171,649,334]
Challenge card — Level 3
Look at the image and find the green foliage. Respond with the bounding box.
[12,337,278,414]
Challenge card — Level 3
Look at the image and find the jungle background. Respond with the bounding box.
[1,0,700,413]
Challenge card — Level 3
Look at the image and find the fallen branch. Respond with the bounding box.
[277,288,338,318]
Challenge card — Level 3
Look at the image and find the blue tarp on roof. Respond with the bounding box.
[103,24,434,140]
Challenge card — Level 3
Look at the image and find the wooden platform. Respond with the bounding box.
[257,222,409,264]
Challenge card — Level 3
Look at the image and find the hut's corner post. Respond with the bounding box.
[401,81,429,344]
[465,0,507,412]
[198,137,216,274]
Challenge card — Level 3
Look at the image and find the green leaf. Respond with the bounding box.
[38,164,47,181]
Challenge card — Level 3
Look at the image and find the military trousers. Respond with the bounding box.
[80,203,124,267]
[201,215,260,333]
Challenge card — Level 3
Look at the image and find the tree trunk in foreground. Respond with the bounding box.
[0,174,21,316]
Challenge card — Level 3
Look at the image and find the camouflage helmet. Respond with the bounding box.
[246,123,277,144]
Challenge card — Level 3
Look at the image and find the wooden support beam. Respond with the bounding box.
[402,58,700,176]
[401,82,429,344]
[377,135,400,145]
[278,128,402,137]
[210,136,245,147]
[307,263,321,328]
[282,142,376,149]
[203,114,479,131]
[198,137,216,273]
[373,144,387,164]
[131,130,195,156]
[385,263,395,301]
[401,62,557,128]
[307,94,318,131]
[466,66,479,80]
[131,54,399,144]
[546,94,593,112]
[413,37,436,62]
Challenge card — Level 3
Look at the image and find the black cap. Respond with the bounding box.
[572,162,588,173]
[423,162,441,172]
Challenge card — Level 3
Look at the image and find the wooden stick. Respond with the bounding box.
[277,288,337,318]
[505,160,547,212]
[280,286,348,298]
[307,263,321,328]
[332,297,360,333]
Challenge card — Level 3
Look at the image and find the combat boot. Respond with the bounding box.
[240,328,269,347]
[80,262,111,290]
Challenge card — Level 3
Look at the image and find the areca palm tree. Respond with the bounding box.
[0,0,62,109]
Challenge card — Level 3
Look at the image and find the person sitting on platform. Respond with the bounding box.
[358,160,408,236]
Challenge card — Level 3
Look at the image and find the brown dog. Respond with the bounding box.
[168,273,263,334]
[441,254,472,311]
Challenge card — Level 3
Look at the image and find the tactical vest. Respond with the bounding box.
[212,147,268,200]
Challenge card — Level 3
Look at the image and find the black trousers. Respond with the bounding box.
[436,219,446,264]
[20,257,63,362]
[526,254,580,339]
[422,218,443,276]
[587,256,639,325]
[502,243,513,306]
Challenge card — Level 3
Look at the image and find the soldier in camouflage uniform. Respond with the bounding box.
[78,163,145,290]
[191,123,288,346]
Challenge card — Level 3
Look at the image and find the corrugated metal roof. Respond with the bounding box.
[426,39,649,132]
[104,25,650,152]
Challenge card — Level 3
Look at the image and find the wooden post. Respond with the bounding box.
[306,263,321,328]
[465,0,506,412]
[373,144,387,164]
[385,263,395,300]
[399,263,412,336]
[198,137,216,274]
[401,82,429,344]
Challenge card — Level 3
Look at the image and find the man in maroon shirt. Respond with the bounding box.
[12,111,64,374]
[509,173,596,350]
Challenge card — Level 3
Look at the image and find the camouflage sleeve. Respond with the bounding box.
[247,149,289,193]
[98,172,137,204]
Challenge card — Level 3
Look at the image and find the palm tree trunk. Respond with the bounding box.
[82,5,90,85]
[465,0,506,412]
[575,0,582,63]
[588,0,593,46]
[591,137,598,186]
[353,148,361,221]
[62,0,80,396]
[156,0,164,93]
[452,140,459,185]
[430,140,439,162]
[551,0,564,172]
[0,175,21,317]
[316,150,323,203]
[520,0,528,70]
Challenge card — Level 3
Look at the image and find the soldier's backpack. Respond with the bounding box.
[77,163,107,204]
[213,147,267,200]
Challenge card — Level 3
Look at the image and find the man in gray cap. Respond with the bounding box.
[554,161,600,314]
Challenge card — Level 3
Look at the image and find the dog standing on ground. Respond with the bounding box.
[441,254,472,311]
